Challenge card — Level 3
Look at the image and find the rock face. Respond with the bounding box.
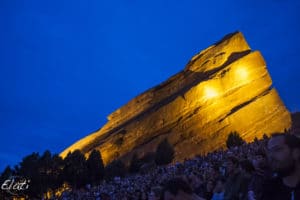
[61,32,291,165]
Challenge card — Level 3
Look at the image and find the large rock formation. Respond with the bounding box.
[61,32,291,165]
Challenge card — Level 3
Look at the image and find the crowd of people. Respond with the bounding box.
[56,132,300,200]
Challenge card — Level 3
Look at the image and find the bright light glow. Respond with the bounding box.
[204,86,218,99]
[235,67,248,80]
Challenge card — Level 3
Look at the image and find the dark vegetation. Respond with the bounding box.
[226,131,245,148]
[0,138,175,199]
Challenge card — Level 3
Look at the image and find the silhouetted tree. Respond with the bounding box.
[18,152,40,178]
[0,166,14,199]
[16,152,45,198]
[50,154,64,190]
[13,150,65,198]
[63,150,88,189]
[129,153,141,173]
[0,165,13,183]
[105,160,126,179]
[86,149,104,185]
[226,131,245,149]
[39,150,53,187]
[253,137,259,143]
[39,152,64,194]
[154,138,174,165]
[140,152,156,164]
[263,133,269,140]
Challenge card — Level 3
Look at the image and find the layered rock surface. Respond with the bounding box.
[61,32,291,165]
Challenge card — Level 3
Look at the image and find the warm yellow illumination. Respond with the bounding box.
[235,67,248,81]
[61,32,292,167]
[204,86,218,99]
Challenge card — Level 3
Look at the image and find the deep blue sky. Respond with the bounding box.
[0,0,299,171]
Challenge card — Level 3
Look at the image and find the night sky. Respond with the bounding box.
[0,0,299,171]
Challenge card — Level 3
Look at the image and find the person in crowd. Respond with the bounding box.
[188,173,204,196]
[248,149,271,200]
[261,133,300,200]
[211,177,225,200]
[100,192,111,200]
[148,186,162,200]
[201,179,214,200]
[160,177,205,200]
[223,156,241,200]
[238,159,255,200]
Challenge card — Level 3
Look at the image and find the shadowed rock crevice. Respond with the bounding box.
[218,87,273,123]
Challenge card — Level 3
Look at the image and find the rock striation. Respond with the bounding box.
[61,32,291,165]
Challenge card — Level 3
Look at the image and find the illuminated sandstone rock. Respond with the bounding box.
[61,32,291,164]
